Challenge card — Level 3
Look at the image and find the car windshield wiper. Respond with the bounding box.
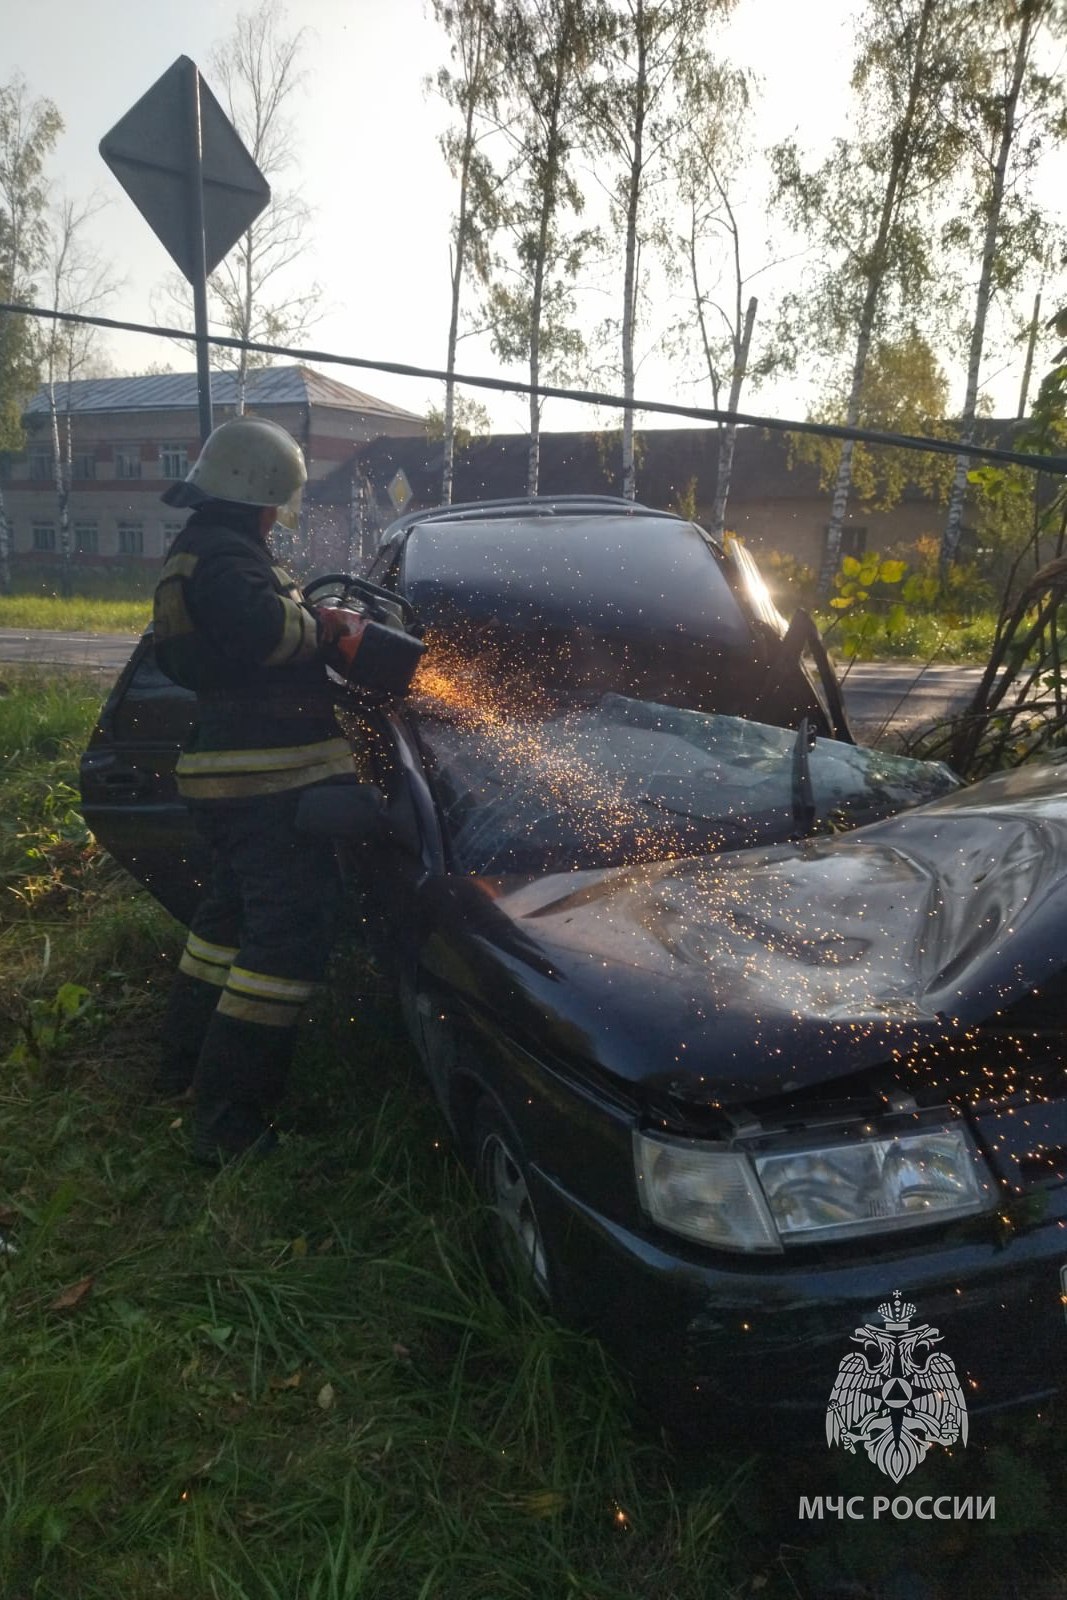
[791,717,816,836]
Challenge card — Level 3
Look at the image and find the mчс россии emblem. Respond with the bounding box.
[826,1291,968,1484]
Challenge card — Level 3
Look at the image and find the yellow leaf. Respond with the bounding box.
[290,1236,307,1259]
[317,1382,335,1411]
[841,555,862,577]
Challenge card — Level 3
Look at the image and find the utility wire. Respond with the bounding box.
[4,300,1066,477]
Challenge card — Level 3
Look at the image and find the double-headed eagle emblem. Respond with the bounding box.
[826,1290,968,1483]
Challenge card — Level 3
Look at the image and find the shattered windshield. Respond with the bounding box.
[412,686,960,877]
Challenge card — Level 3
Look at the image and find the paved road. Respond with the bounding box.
[0,627,984,734]
[0,627,140,673]
[838,662,984,738]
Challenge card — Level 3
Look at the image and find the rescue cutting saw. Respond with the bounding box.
[304,574,426,696]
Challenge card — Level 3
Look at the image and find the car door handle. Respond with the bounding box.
[102,768,151,796]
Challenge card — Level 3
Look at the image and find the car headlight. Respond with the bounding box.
[633,1119,990,1254]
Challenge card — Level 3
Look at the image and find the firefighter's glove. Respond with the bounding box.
[315,606,353,649]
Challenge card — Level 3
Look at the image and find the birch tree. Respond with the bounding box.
[772,0,968,596]
[939,0,1066,571]
[432,0,505,503]
[0,77,61,594]
[587,0,735,500]
[485,0,601,495]
[208,0,320,409]
[665,62,789,537]
[38,197,117,596]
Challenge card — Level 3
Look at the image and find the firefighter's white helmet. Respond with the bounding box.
[162,415,308,528]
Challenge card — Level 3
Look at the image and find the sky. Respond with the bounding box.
[6,0,1063,435]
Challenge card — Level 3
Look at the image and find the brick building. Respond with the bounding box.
[306,425,968,576]
[4,364,425,568]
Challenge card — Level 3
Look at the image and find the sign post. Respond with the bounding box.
[184,59,213,442]
[100,57,271,444]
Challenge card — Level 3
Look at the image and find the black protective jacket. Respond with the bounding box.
[152,503,353,800]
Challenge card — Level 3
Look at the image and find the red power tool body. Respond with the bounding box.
[312,579,426,696]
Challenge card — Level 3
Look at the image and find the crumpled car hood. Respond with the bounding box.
[464,759,1067,1106]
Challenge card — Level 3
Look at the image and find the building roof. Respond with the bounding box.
[23,364,423,421]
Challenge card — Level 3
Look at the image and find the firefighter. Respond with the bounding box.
[151,415,353,1164]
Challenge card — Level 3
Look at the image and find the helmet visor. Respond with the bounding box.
[275,484,304,530]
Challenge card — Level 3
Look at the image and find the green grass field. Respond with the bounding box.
[2,672,1065,1599]
[0,585,1006,661]
[0,595,148,634]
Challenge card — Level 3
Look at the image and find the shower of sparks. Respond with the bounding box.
[404,629,1067,1187]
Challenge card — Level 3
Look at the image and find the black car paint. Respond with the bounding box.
[80,500,1067,1428]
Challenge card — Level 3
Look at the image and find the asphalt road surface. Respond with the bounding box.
[0,627,983,736]
[0,627,141,674]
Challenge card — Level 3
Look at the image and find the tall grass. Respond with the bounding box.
[816,608,1002,663]
[0,595,148,634]
[10,561,157,600]
[2,670,1065,1599]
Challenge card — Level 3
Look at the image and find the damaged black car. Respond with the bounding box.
[81,497,1067,1429]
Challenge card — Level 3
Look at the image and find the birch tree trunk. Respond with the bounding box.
[237,231,253,415]
[817,0,937,599]
[940,4,1036,572]
[619,0,646,502]
[47,375,71,597]
[710,294,755,539]
[526,10,570,497]
[442,7,487,506]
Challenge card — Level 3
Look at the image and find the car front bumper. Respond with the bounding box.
[530,1163,1067,1438]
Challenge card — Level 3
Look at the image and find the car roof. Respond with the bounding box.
[374,496,753,648]
[378,494,690,545]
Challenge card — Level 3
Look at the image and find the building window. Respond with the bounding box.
[159,443,189,479]
[72,451,96,480]
[162,522,184,549]
[118,521,144,556]
[32,521,56,552]
[824,525,868,564]
[74,522,98,555]
[114,446,141,480]
[29,449,53,482]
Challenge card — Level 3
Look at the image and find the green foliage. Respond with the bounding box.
[481,0,604,428]
[0,75,64,453]
[670,474,698,521]
[771,1,970,361]
[819,541,994,660]
[791,331,955,511]
[425,392,492,447]
[4,980,94,1070]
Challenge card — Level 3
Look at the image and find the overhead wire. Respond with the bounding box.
[3,300,1065,477]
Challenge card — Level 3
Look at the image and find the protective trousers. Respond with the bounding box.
[160,790,342,1109]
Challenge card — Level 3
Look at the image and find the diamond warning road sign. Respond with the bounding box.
[388,469,413,513]
[100,56,270,281]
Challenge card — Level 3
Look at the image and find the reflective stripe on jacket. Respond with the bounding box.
[153,504,353,800]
